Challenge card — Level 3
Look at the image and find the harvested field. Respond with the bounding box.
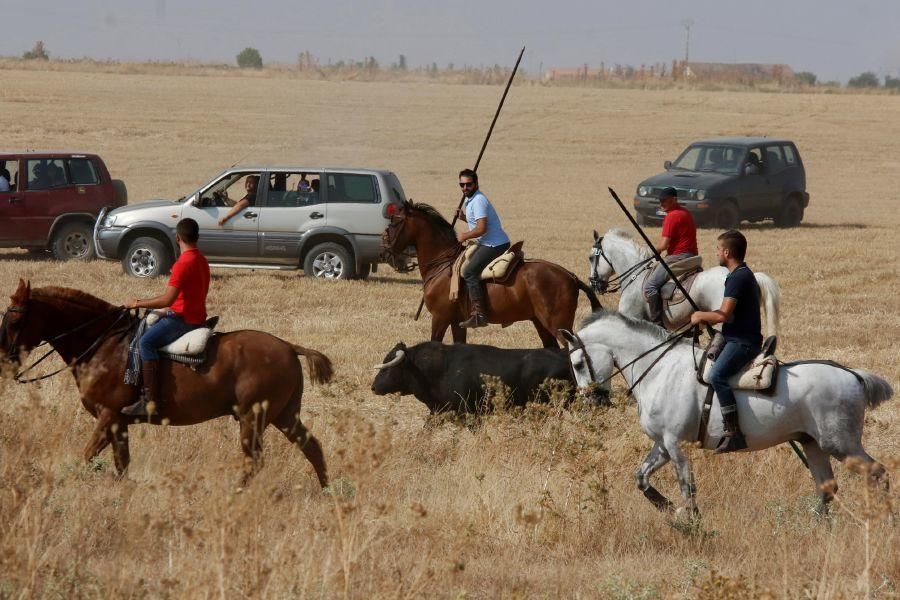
[0,66,898,598]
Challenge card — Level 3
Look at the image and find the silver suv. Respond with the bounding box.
[94,166,408,279]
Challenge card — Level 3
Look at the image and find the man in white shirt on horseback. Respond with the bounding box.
[690,230,763,453]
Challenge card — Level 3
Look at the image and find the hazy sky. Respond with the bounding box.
[4,0,898,82]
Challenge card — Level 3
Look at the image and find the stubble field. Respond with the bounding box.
[0,65,898,598]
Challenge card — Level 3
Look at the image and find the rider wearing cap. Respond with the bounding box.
[690,230,762,453]
[643,186,698,325]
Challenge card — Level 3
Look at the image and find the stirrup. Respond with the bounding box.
[715,432,747,454]
[459,313,488,329]
[121,399,158,417]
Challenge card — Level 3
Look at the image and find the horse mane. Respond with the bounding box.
[579,308,672,343]
[32,286,115,314]
[405,200,458,244]
[606,228,652,260]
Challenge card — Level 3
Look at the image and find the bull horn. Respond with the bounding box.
[373,349,405,370]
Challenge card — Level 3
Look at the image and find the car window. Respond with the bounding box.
[199,172,261,207]
[781,145,797,166]
[265,172,322,207]
[326,173,380,204]
[66,158,100,185]
[26,158,67,190]
[672,145,741,174]
[0,159,17,192]
[764,146,785,173]
[384,172,408,203]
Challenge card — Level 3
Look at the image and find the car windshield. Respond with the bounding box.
[671,145,744,174]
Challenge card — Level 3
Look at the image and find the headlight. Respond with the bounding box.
[696,189,706,201]
[103,215,117,227]
[638,186,649,197]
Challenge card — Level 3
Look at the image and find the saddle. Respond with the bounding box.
[641,255,703,328]
[699,334,779,393]
[449,241,525,302]
[146,312,219,365]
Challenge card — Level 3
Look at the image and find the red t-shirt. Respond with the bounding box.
[168,247,210,325]
[661,205,698,256]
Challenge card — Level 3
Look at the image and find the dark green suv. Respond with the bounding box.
[633,137,809,228]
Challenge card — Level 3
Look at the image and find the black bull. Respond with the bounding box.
[371,341,609,413]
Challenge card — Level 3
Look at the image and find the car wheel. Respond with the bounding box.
[774,197,803,228]
[51,222,96,261]
[713,202,740,230]
[121,237,172,278]
[303,243,354,280]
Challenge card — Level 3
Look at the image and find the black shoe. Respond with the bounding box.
[121,399,158,417]
[715,432,747,454]
[459,313,488,328]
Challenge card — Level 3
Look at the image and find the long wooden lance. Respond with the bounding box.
[414,45,526,321]
[607,186,809,468]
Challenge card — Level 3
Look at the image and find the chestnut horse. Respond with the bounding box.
[0,280,331,487]
[382,201,600,347]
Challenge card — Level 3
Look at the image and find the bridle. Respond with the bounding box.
[567,324,699,397]
[589,236,654,294]
[1,303,133,383]
[381,214,418,273]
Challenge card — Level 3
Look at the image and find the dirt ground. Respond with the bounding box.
[0,66,898,598]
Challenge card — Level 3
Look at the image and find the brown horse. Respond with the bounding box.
[382,201,600,347]
[0,280,331,487]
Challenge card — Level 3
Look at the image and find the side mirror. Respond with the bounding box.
[664,160,672,170]
[189,194,199,207]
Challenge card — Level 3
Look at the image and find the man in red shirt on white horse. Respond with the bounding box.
[643,187,699,326]
[121,218,210,416]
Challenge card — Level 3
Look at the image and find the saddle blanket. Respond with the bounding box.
[145,311,215,360]
[449,241,524,301]
[701,352,779,392]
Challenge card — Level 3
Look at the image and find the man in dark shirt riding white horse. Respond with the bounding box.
[690,230,763,453]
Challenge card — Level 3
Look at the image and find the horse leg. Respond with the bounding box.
[450,323,467,344]
[83,410,114,464]
[802,440,836,518]
[274,404,329,489]
[634,442,674,512]
[431,316,451,343]
[531,318,559,349]
[238,411,266,486]
[666,441,699,518]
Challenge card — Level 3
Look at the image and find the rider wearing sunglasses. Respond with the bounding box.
[454,169,510,328]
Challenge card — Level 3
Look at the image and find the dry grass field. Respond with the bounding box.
[0,65,898,598]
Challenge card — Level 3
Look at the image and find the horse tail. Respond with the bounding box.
[291,344,335,385]
[853,369,894,409]
[575,277,602,312]
[755,273,780,339]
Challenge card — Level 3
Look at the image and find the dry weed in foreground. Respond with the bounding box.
[0,66,898,597]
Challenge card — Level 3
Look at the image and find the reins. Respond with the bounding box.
[12,307,133,383]
[571,324,697,396]
[589,240,654,294]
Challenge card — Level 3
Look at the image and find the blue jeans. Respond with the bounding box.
[138,312,198,361]
[709,340,760,415]
[462,242,510,295]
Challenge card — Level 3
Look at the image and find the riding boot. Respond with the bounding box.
[715,410,747,454]
[647,294,664,326]
[122,360,161,417]
[459,285,488,328]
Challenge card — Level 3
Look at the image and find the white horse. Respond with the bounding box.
[587,228,780,338]
[560,310,893,517]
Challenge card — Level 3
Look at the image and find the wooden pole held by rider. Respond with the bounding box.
[414,46,526,321]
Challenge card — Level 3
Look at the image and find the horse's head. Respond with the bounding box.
[559,327,614,405]
[588,230,615,293]
[380,202,420,272]
[0,279,40,366]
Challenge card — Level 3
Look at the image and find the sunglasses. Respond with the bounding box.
[459,181,475,188]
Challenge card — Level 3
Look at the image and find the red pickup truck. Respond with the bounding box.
[0,151,126,260]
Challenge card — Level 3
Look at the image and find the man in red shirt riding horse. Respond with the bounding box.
[121,218,210,416]
[643,187,699,325]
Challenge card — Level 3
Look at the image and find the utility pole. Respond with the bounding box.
[681,18,694,65]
